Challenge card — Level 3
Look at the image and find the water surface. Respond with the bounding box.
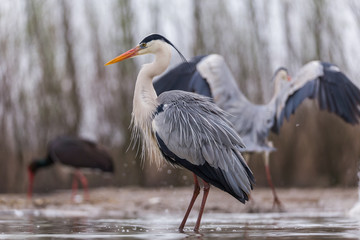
[0,210,359,239]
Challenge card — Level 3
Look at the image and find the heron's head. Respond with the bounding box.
[105,33,186,65]
[272,67,291,83]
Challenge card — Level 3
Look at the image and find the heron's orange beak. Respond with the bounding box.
[287,75,292,81]
[104,46,141,66]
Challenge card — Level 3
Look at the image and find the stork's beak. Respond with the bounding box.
[287,75,292,81]
[105,46,141,66]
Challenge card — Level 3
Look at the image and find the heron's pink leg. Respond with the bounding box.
[179,173,200,232]
[71,173,78,201]
[264,151,283,210]
[75,170,89,200]
[194,180,210,232]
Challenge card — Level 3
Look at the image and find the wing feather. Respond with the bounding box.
[153,55,206,95]
[273,61,360,132]
[156,54,276,152]
[197,55,276,152]
[153,91,254,201]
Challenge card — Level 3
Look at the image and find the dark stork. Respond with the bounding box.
[27,136,114,200]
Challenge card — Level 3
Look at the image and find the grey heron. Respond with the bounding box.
[154,54,360,209]
[28,136,114,200]
[105,34,255,232]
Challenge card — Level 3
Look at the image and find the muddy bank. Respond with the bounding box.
[0,187,358,219]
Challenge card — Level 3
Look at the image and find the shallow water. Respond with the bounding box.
[0,210,359,240]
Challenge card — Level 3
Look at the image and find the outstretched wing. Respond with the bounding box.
[196,54,275,152]
[49,136,114,172]
[273,61,360,133]
[196,54,252,110]
[153,90,255,203]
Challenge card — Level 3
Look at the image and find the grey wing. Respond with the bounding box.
[153,91,254,201]
[228,104,276,152]
[196,54,251,111]
[273,61,360,133]
[153,55,206,95]
[197,54,275,152]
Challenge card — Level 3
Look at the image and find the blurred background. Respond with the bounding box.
[0,0,360,194]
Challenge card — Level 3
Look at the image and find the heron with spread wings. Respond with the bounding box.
[105,34,254,232]
[154,54,360,209]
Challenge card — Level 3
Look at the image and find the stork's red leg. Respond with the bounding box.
[264,151,283,210]
[71,173,78,201]
[179,173,200,232]
[27,170,35,200]
[194,180,210,232]
[76,170,89,200]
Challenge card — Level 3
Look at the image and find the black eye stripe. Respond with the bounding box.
[140,34,167,44]
[139,33,187,63]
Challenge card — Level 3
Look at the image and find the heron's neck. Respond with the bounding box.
[270,75,282,103]
[133,45,171,127]
[131,44,172,168]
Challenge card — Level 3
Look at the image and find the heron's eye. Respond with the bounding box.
[140,43,147,49]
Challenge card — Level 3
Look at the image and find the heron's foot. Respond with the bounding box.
[272,197,285,212]
[246,195,264,213]
[178,227,201,234]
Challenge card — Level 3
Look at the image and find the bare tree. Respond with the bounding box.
[192,0,205,56]
[60,0,82,136]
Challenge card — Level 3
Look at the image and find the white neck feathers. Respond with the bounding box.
[131,41,172,167]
